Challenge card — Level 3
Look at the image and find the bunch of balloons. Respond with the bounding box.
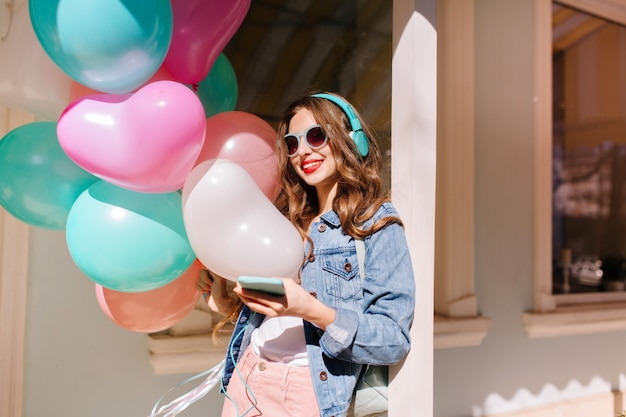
[0,0,303,333]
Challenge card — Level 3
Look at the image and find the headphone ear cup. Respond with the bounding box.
[351,130,369,157]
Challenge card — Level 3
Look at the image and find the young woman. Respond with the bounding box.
[198,92,415,417]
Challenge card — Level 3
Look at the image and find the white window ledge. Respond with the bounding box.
[148,332,229,375]
[147,305,231,375]
[434,314,492,350]
[524,302,626,339]
[148,310,493,374]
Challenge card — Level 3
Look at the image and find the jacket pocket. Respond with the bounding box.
[320,250,361,301]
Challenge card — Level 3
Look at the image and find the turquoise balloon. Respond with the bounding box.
[65,181,195,292]
[197,54,238,118]
[0,122,99,230]
[29,0,173,93]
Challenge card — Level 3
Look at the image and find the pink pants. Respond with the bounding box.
[221,347,320,417]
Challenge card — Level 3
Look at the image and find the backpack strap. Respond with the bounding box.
[355,238,365,281]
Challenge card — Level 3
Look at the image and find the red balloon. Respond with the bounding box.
[196,111,280,201]
[95,259,203,333]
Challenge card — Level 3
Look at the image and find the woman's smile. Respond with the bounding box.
[301,159,323,174]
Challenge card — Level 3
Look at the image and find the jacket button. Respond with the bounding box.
[309,291,317,299]
[344,263,352,272]
[258,362,266,371]
[317,223,327,232]
[308,253,316,262]
[319,371,328,381]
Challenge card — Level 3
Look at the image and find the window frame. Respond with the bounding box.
[525,0,626,338]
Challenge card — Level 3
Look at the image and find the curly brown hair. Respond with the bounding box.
[274,91,402,246]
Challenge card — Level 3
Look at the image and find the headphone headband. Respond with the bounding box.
[311,93,369,156]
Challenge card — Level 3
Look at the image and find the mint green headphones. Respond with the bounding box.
[311,93,369,157]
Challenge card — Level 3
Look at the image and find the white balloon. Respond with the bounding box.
[0,1,72,120]
[182,159,302,282]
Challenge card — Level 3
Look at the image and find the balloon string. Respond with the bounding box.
[149,359,225,417]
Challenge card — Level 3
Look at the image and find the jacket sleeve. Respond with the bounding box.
[319,216,416,365]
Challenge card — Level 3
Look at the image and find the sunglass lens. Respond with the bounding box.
[285,135,299,155]
[307,127,326,148]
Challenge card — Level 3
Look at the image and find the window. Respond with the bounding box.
[552,4,626,299]
[525,0,626,338]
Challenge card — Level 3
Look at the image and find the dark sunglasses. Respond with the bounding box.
[284,124,328,156]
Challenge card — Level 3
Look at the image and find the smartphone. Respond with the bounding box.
[237,276,286,295]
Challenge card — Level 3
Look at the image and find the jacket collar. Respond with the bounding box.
[319,210,341,228]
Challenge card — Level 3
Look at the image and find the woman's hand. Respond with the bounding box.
[196,269,213,295]
[197,269,240,316]
[234,278,336,330]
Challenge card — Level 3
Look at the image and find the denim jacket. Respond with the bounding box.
[221,202,416,417]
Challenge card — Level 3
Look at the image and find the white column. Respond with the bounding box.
[391,1,436,416]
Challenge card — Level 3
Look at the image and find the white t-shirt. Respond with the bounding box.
[250,316,309,367]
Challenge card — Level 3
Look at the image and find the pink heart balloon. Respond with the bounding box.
[57,80,206,193]
[164,0,251,84]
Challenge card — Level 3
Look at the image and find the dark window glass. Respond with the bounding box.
[552,3,626,294]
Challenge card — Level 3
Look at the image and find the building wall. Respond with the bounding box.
[22,228,224,417]
[434,1,626,416]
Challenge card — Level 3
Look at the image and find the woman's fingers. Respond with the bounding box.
[206,273,241,315]
[234,281,292,317]
[196,269,213,294]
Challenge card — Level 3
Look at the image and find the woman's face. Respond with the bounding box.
[287,108,338,192]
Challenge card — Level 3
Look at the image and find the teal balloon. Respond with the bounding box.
[29,0,173,93]
[197,53,238,118]
[0,121,99,230]
[65,181,195,292]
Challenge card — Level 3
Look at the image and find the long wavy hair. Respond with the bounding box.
[274,91,402,247]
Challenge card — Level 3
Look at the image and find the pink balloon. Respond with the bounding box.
[95,259,203,333]
[57,80,206,193]
[164,0,251,84]
[197,111,280,201]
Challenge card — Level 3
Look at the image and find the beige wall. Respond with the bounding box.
[435,1,626,416]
